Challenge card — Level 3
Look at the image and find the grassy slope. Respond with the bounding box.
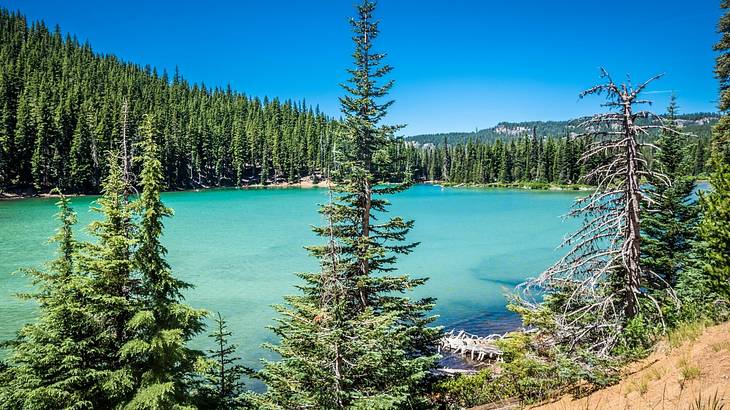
[523,322,730,410]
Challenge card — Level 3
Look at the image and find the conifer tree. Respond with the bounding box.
[196,313,248,410]
[640,97,698,298]
[0,8,335,194]
[78,150,139,405]
[699,1,730,298]
[257,2,439,408]
[123,114,206,409]
[441,136,450,181]
[69,104,95,193]
[0,190,102,408]
[514,71,682,358]
[499,141,514,182]
[31,92,54,190]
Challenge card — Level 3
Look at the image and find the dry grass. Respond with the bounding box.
[626,367,665,396]
[711,340,730,352]
[686,390,727,410]
[668,321,707,349]
[526,322,730,410]
[678,355,701,387]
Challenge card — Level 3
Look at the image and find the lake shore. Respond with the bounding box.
[429,180,594,191]
[0,177,333,201]
[1,178,594,201]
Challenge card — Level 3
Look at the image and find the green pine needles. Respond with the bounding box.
[0,190,102,408]
[0,116,207,409]
[642,96,699,298]
[122,114,207,409]
[194,312,249,409]
[701,0,730,301]
[255,1,440,409]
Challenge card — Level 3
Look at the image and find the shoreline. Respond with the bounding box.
[3,178,641,201]
[0,177,334,201]
[429,180,594,191]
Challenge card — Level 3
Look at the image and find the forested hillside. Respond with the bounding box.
[0,9,336,194]
[408,113,718,145]
[399,117,713,185]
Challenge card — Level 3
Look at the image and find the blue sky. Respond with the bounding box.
[1,0,723,135]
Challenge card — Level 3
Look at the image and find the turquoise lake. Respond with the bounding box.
[0,184,583,368]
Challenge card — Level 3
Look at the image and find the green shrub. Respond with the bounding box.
[433,369,497,408]
[614,314,661,359]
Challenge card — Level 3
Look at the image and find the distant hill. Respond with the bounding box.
[407,113,719,146]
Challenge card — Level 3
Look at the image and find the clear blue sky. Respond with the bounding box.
[1,0,723,135]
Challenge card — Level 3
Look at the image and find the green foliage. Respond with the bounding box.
[194,313,249,410]
[433,332,615,408]
[0,191,106,408]
[642,96,700,298]
[614,314,661,360]
[2,118,208,408]
[699,164,730,298]
[698,0,730,305]
[433,370,496,408]
[256,2,439,408]
[76,150,139,406]
[123,115,207,408]
[0,8,336,194]
[401,114,715,186]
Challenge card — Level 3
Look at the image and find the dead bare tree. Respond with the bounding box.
[515,69,682,356]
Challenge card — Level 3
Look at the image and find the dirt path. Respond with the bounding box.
[530,322,730,410]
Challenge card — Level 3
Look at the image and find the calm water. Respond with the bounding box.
[0,184,582,368]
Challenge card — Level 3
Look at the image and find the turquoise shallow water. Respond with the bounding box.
[0,184,582,368]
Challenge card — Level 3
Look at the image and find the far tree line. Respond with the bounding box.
[397,124,712,185]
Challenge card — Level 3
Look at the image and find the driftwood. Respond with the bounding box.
[439,329,505,361]
[430,368,480,376]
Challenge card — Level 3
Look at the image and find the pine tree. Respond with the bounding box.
[441,136,450,181]
[642,96,699,292]
[122,114,206,409]
[499,141,513,182]
[78,150,139,405]
[0,9,335,194]
[699,1,730,298]
[0,190,102,408]
[31,92,54,190]
[13,88,35,187]
[257,2,439,408]
[69,104,95,193]
[513,71,681,358]
[195,313,248,410]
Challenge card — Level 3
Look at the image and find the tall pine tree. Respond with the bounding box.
[195,312,248,410]
[122,114,207,409]
[78,150,139,406]
[0,191,103,408]
[642,96,699,294]
[701,0,730,298]
[256,2,439,408]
